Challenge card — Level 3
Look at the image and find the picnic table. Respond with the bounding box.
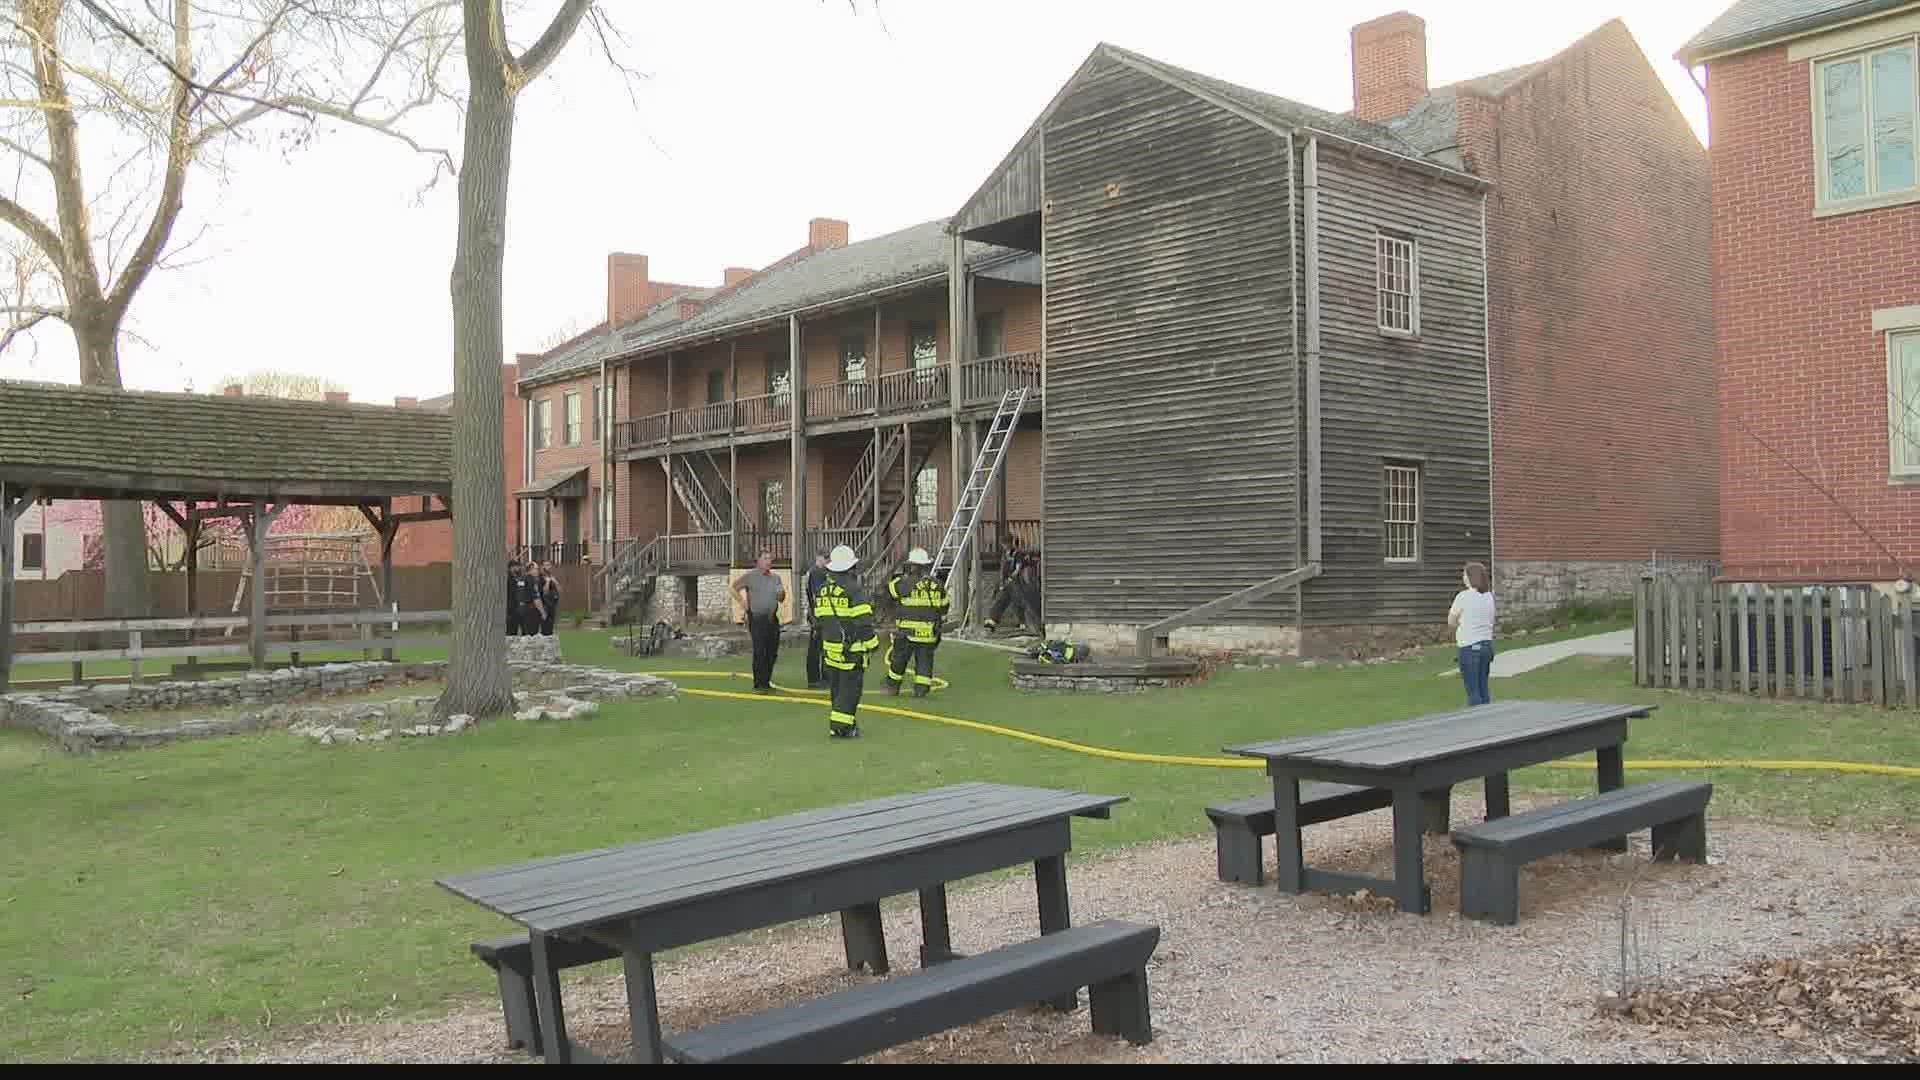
[436,781,1126,1063]
[1224,700,1653,914]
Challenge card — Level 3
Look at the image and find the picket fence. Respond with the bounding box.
[1634,579,1919,708]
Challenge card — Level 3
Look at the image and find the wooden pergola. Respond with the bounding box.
[0,379,453,689]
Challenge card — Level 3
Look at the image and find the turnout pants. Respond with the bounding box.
[886,632,937,697]
[827,657,866,735]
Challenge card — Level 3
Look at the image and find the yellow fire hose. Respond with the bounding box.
[646,669,1920,779]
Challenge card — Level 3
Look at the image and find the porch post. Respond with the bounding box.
[381,497,396,662]
[0,483,35,693]
[789,314,807,601]
[946,230,970,618]
[901,422,912,550]
[248,500,267,670]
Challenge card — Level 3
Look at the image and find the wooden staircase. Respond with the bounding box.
[819,423,942,588]
[594,536,664,628]
[664,451,752,536]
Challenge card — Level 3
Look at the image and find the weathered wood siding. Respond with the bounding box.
[1302,143,1489,628]
[953,134,1041,239]
[1041,57,1299,627]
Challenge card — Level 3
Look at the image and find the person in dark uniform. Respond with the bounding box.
[511,564,542,635]
[984,548,1038,633]
[539,563,561,636]
[804,550,830,690]
[885,547,949,697]
[813,544,878,738]
[507,560,522,635]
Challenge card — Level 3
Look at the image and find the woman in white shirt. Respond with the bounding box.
[1447,562,1497,706]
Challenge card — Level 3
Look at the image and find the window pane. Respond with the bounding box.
[914,467,938,523]
[1899,335,1920,469]
[1873,47,1917,193]
[1826,58,1867,199]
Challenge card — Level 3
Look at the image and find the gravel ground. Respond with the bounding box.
[154,793,1920,1065]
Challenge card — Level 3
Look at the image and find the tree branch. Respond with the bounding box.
[71,0,313,127]
[0,307,58,354]
[103,0,190,319]
[0,191,66,266]
[513,0,594,89]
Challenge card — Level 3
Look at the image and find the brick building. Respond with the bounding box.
[1359,11,1719,609]
[1680,0,1920,583]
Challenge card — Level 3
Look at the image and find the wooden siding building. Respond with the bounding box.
[951,44,1492,655]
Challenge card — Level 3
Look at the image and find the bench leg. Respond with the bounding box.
[1651,811,1708,863]
[494,963,541,1054]
[918,884,961,967]
[530,933,574,1064]
[1271,775,1304,893]
[1389,788,1433,915]
[1213,820,1265,886]
[1484,772,1511,820]
[1420,786,1452,835]
[1458,848,1521,926]
[1035,854,1079,1012]
[623,948,664,1065]
[840,902,889,974]
[1088,967,1154,1046]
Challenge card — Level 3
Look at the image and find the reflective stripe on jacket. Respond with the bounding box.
[813,570,878,666]
[888,572,950,644]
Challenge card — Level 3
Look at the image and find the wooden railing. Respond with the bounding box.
[613,353,1042,453]
[961,351,1041,408]
[596,536,661,610]
[7,610,454,687]
[1636,579,1919,707]
[659,532,731,569]
[824,429,902,532]
[516,542,590,566]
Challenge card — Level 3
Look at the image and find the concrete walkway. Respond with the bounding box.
[1437,628,1634,680]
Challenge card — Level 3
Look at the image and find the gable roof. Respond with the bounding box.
[1388,21,1630,160]
[1677,0,1913,63]
[0,379,452,503]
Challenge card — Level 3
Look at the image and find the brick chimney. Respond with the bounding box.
[222,384,243,397]
[808,217,849,251]
[324,391,350,404]
[394,396,418,409]
[607,252,651,326]
[723,266,754,287]
[1351,11,1428,123]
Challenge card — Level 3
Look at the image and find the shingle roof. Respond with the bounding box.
[0,379,453,502]
[1102,45,1431,161]
[520,288,717,387]
[1677,0,1906,63]
[1388,24,1614,158]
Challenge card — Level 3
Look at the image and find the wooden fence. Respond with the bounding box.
[1635,580,1918,707]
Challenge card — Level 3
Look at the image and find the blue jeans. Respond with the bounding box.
[1458,640,1494,706]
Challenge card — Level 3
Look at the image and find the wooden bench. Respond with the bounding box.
[471,933,623,1053]
[1205,783,1452,885]
[661,920,1161,1064]
[1451,779,1713,926]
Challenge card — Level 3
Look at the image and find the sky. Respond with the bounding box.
[0,0,1729,405]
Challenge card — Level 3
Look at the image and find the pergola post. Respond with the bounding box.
[0,482,39,693]
[381,497,397,662]
[247,500,286,671]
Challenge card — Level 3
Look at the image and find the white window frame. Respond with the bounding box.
[535,398,552,451]
[1375,231,1420,337]
[1383,461,1422,564]
[1812,35,1920,216]
[563,391,583,446]
[1888,327,1920,480]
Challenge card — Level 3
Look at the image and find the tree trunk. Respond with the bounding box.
[71,317,151,617]
[435,2,518,720]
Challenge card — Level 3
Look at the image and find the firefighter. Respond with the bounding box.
[885,547,949,698]
[813,544,880,738]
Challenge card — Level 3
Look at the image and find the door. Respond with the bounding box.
[562,499,582,559]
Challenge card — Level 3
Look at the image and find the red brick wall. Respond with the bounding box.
[1455,21,1718,567]
[523,370,608,550]
[391,362,522,566]
[1352,12,1429,123]
[1709,41,1920,580]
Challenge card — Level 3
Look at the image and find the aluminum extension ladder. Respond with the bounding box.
[930,386,1030,583]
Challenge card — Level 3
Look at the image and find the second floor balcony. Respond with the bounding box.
[612,351,1040,455]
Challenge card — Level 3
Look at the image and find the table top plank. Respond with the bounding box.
[1224,700,1652,773]
[437,783,1125,935]
[519,789,1117,931]
[477,786,1067,914]
[451,785,1007,904]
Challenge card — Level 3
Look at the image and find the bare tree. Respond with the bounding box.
[215,368,347,400]
[435,0,607,719]
[0,0,460,616]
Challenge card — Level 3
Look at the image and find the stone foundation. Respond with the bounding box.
[1299,622,1449,661]
[638,574,738,625]
[1,656,676,753]
[1495,558,1714,614]
[505,634,564,664]
[1044,622,1302,658]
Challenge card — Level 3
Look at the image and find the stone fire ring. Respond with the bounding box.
[1009,656,1202,693]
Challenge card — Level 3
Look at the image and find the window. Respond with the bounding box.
[20,532,44,572]
[1376,233,1419,336]
[563,392,582,445]
[1382,462,1421,563]
[914,466,938,525]
[1890,330,1920,477]
[592,383,603,441]
[535,399,552,450]
[706,368,726,404]
[759,478,786,532]
[975,311,1005,358]
[1816,39,1918,209]
[841,334,868,382]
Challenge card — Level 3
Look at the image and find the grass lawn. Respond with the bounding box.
[1,621,1916,1061]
